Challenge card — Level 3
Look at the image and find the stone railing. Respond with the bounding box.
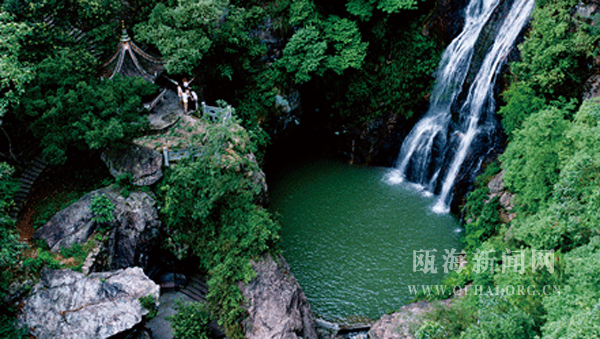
[202,102,233,122]
[143,88,168,112]
[162,147,204,167]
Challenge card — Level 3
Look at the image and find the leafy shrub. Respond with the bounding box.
[500,107,568,214]
[415,320,445,339]
[461,295,536,339]
[22,249,62,271]
[168,301,212,339]
[0,163,24,300]
[90,193,115,224]
[463,197,501,250]
[21,48,154,164]
[542,237,600,338]
[114,173,135,198]
[139,295,158,320]
[59,239,96,272]
[0,314,26,339]
[421,295,478,338]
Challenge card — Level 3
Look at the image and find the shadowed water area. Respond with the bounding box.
[268,156,461,322]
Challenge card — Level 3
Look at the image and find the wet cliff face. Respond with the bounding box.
[423,0,471,45]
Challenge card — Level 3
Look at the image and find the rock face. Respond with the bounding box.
[18,267,159,339]
[241,255,318,339]
[368,300,441,339]
[487,169,516,223]
[247,153,270,205]
[423,0,470,45]
[101,144,163,186]
[34,186,161,270]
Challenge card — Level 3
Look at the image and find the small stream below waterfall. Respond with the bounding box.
[268,154,461,322]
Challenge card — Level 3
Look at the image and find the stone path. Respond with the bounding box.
[10,153,48,218]
[146,291,195,339]
[147,89,182,130]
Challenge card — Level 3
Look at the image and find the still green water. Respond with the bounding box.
[268,157,461,323]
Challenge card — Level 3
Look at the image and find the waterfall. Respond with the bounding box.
[389,0,535,213]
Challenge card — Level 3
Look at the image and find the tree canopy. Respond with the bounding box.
[0,12,34,123]
[20,46,155,164]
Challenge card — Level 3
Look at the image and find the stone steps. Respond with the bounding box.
[9,154,48,218]
[43,15,102,59]
[180,275,208,302]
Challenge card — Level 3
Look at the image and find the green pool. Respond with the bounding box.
[268,157,462,323]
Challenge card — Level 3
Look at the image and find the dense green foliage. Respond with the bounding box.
[0,12,34,121]
[0,314,26,339]
[0,163,24,301]
[21,55,155,164]
[331,20,439,121]
[1,0,159,164]
[90,193,115,224]
[168,301,213,339]
[279,0,368,83]
[160,118,279,338]
[345,0,421,21]
[541,237,600,338]
[497,0,597,137]
[138,295,158,320]
[134,0,438,147]
[500,107,569,214]
[299,1,440,124]
[135,0,228,75]
[0,163,26,337]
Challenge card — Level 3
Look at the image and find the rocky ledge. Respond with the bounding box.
[18,267,159,339]
[368,300,450,339]
[101,143,163,186]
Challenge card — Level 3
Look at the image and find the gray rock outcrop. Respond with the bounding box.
[241,254,318,339]
[486,169,516,223]
[18,267,159,339]
[368,300,442,339]
[101,144,163,186]
[34,186,161,270]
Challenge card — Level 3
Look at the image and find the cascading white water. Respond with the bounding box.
[389,0,535,213]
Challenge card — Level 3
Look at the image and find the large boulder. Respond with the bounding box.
[241,254,318,339]
[34,186,161,270]
[18,267,159,339]
[101,144,163,186]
